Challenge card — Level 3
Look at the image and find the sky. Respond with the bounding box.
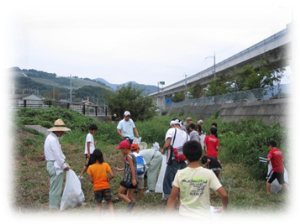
[2,0,295,87]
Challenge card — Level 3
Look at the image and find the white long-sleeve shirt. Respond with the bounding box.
[44,132,67,174]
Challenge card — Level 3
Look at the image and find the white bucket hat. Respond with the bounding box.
[48,119,71,132]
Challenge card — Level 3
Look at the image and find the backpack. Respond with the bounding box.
[136,155,146,175]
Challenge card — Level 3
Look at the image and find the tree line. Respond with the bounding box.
[173,51,286,102]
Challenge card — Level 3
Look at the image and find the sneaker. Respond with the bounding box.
[145,190,154,193]
[77,175,84,179]
[127,201,136,213]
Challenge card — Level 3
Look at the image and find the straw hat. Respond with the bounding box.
[48,119,71,132]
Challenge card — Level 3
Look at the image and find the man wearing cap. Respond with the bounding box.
[117,111,140,144]
[197,119,203,135]
[161,118,190,200]
[185,117,192,130]
[44,118,71,209]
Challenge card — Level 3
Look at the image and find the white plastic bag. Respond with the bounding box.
[267,163,289,194]
[210,206,222,221]
[60,169,85,211]
[259,157,288,194]
[200,134,206,152]
[133,137,142,144]
[155,154,167,193]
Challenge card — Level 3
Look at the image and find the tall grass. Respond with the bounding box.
[167,111,288,179]
[16,108,287,179]
[13,108,288,213]
[195,113,287,179]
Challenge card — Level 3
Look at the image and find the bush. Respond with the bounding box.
[216,119,286,179]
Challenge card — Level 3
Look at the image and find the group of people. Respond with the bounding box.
[44,111,288,219]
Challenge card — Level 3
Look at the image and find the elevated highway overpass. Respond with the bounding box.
[150,24,292,110]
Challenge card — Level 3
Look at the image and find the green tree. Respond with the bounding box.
[171,92,185,102]
[232,52,285,91]
[105,83,157,121]
[205,73,233,96]
[188,83,206,98]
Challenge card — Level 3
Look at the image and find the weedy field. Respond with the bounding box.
[11,108,289,218]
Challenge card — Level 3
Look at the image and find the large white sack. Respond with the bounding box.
[155,154,167,193]
[200,134,206,151]
[60,169,85,211]
[267,163,289,194]
[210,206,222,221]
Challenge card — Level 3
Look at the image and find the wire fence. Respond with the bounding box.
[166,83,290,109]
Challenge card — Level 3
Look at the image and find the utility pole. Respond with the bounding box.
[69,74,72,103]
[184,74,188,99]
[206,52,216,79]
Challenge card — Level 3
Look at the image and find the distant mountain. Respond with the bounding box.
[10,67,158,95]
[95,77,118,90]
[95,78,158,94]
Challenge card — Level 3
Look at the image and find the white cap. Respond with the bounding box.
[124,111,131,116]
[170,119,180,126]
[197,120,203,124]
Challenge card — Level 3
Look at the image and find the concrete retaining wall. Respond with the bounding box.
[25,125,49,136]
[218,98,289,126]
[167,104,222,121]
[167,98,289,126]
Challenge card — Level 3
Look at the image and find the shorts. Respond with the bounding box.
[84,154,93,167]
[267,171,285,184]
[94,189,112,203]
[120,180,137,189]
[211,167,221,175]
[137,177,144,190]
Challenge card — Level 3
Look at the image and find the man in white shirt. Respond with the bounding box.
[44,119,71,209]
[161,118,190,200]
[117,111,140,144]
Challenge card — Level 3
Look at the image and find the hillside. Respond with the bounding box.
[10,67,111,90]
[95,77,158,94]
[10,67,158,95]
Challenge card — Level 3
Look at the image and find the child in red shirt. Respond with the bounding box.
[204,127,219,158]
[266,140,289,194]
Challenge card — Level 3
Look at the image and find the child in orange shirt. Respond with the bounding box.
[87,149,114,215]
